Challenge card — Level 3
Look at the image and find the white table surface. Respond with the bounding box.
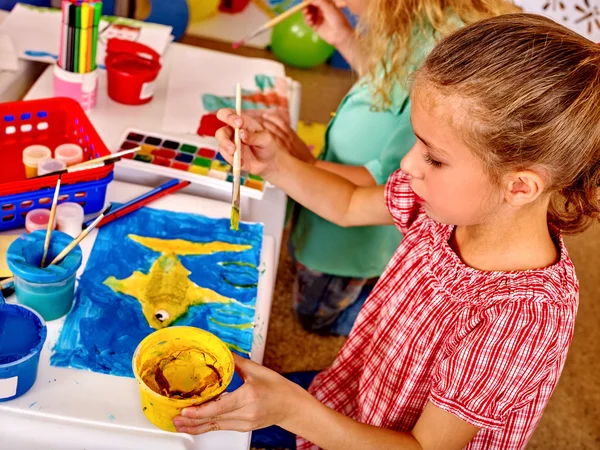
[0,181,276,450]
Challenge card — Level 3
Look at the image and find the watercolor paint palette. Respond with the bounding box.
[116,128,266,199]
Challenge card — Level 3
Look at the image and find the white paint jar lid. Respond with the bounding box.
[56,203,84,238]
[37,159,67,176]
[55,144,83,166]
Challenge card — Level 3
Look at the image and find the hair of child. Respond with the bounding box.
[358,0,521,109]
[415,13,600,234]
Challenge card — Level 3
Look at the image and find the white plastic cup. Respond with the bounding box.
[55,144,83,166]
[25,209,56,233]
[23,145,52,178]
[55,203,84,238]
[37,158,67,176]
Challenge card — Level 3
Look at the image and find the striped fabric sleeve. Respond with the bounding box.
[384,169,423,234]
[429,300,574,430]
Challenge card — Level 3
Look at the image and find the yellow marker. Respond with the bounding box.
[79,2,89,74]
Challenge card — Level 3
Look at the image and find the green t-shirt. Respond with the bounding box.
[291,29,440,278]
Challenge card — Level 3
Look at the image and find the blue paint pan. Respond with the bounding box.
[0,294,47,402]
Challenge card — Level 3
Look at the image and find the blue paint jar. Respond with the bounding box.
[0,296,47,402]
[6,231,83,321]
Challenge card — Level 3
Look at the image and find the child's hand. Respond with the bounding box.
[304,0,353,47]
[173,354,307,434]
[262,113,317,165]
[215,108,282,177]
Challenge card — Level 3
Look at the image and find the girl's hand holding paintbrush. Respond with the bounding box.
[242,110,316,165]
[304,0,360,69]
[216,108,378,229]
[216,109,286,178]
[304,0,354,46]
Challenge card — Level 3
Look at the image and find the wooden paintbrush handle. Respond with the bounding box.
[264,0,310,30]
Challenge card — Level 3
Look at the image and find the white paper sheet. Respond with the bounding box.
[162,45,288,136]
[0,4,173,68]
[0,34,18,71]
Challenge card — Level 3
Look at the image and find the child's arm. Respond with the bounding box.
[216,109,393,227]
[173,355,479,449]
[304,0,362,72]
[261,112,379,187]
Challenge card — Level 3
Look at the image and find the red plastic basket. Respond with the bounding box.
[0,97,112,196]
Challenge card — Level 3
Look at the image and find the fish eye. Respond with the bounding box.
[155,310,169,322]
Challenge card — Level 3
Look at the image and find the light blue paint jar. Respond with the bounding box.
[0,295,47,402]
[6,231,83,321]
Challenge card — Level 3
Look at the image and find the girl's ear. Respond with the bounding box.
[503,170,546,207]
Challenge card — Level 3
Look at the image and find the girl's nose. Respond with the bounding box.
[400,144,424,179]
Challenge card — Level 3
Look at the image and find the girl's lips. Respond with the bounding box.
[412,190,425,204]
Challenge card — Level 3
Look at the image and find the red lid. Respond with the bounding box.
[105,38,162,75]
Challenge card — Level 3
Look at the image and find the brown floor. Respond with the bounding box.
[187,36,600,449]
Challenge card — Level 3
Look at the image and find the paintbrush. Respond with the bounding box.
[0,277,14,291]
[33,155,125,179]
[83,180,190,229]
[0,206,111,287]
[75,147,141,167]
[232,0,309,49]
[48,205,112,266]
[230,83,242,231]
[41,174,62,268]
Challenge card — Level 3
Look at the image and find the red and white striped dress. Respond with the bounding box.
[297,170,579,450]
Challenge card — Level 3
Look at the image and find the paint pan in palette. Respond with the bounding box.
[116,129,266,200]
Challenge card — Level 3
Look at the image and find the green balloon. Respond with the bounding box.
[270,11,336,69]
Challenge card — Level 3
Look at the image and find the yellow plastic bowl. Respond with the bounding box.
[132,326,234,432]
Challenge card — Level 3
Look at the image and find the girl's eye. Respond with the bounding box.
[423,153,443,168]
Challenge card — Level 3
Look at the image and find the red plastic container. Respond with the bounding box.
[0,97,111,196]
[105,38,162,105]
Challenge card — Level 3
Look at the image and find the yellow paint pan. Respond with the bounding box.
[132,326,234,432]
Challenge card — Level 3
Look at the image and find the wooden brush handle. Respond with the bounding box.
[263,1,310,30]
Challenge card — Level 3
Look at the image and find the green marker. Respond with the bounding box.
[91,2,102,71]
[73,6,81,73]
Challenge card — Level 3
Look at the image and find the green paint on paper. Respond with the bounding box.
[209,317,253,330]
